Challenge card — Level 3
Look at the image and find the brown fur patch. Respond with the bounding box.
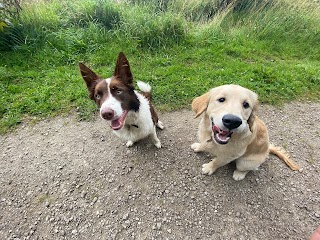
[149,104,159,125]
[93,80,109,106]
[192,92,210,118]
[141,87,158,125]
[109,77,140,112]
[245,117,269,155]
[114,52,133,87]
[141,92,151,101]
[247,103,259,132]
[79,63,102,100]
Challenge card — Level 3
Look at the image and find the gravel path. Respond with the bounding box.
[0,101,319,240]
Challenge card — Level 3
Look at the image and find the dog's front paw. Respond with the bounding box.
[232,170,249,181]
[202,162,215,175]
[191,143,202,152]
[126,141,134,147]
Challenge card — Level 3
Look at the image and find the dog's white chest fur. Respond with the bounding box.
[113,92,155,145]
[208,132,252,159]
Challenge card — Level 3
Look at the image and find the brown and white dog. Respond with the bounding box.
[191,84,300,181]
[79,52,163,148]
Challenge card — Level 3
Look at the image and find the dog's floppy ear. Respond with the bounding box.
[79,63,101,100]
[247,101,259,131]
[114,52,133,87]
[192,92,210,118]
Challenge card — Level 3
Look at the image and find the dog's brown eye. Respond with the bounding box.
[218,97,225,103]
[95,94,101,100]
[243,101,250,109]
[116,89,122,95]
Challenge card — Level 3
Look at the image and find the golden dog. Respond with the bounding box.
[191,84,300,181]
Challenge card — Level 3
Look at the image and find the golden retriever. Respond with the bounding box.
[191,84,300,181]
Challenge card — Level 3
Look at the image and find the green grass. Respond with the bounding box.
[0,0,320,133]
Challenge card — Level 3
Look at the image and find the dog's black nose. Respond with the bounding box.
[222,114,242,130]
[101,108,114,120]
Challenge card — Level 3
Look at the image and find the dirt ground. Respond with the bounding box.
[0,101,319,240]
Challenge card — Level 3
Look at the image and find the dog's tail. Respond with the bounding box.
[269,144,301,171]
[137,81,152,101]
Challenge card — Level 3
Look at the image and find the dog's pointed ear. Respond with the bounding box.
[114,52,133,86]
[79,63,100,100]
[192,92,210,118]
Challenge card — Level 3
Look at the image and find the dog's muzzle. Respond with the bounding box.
[212,125,232,144]
[212,114,242,144]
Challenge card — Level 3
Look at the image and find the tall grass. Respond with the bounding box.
[2,0,319,52]
[0,0,320,133]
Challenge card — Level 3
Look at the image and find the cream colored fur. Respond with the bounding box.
[191,84,300,181]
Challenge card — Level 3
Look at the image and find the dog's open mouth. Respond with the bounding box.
[212,125,232,145]
[111,111,128,130]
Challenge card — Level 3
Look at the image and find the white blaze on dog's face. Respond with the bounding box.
[98,78,123,121]
[193,84,258,145]
[94,77,140,130]
[79,52,140,131]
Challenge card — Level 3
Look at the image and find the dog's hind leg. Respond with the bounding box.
[233,155,267,181]
[233,170,250,181]
[150,129,161,148]
[156,120,164,130]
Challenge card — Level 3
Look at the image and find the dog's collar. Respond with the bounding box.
[126,124,139,129]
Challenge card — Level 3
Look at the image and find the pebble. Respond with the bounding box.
[81,191,87,198]
[91,197,98,205]
[123,213,129,220]
[156,223,162,230]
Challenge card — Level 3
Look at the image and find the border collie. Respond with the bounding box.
[79,52,163,148]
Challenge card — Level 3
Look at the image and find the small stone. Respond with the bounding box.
[91,197,98,205]
[123,213,129,220]
[156,222,162,230]
[81,191,87,198]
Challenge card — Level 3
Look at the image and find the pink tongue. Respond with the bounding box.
[110,111,128,130]
[213,125,230,136]
[111,119,121,129]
